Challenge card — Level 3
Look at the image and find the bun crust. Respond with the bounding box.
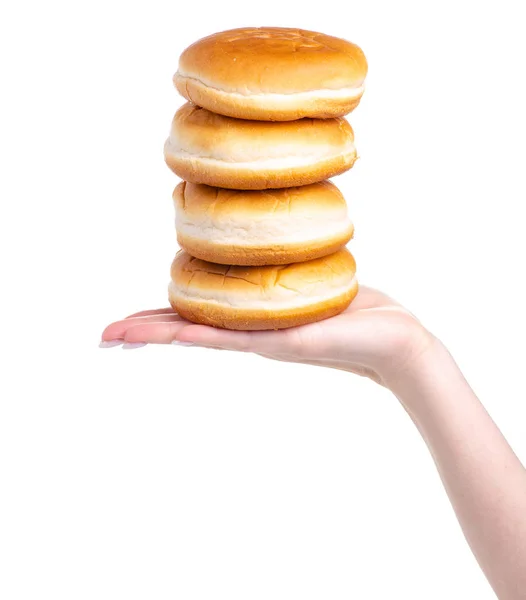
[168,249,358,330]
[174,181,354,265]
[164,104,357,190]
[174,27,367,120]
[176,232,353,267]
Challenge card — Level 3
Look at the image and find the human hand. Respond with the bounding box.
[101,286,435,387]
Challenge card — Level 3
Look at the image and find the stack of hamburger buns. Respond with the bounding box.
[164,27,367,330]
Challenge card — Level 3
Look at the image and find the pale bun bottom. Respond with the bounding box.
[164,153,357,190]
[175,76,364,121]
[176,227,354,266]
[169,279,358,331]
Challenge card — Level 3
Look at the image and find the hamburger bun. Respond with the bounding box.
[174,181,354,265]
[164,103,357,190]
[168,249,358,330]
[174,27,367,121]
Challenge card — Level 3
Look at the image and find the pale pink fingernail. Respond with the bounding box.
[122,342,147,350]
[171,340,194,346]
[99,339,123,348]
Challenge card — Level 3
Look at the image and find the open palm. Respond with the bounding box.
[101,286,431,385]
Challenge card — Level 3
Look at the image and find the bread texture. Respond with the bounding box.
[164,103,357,190]
[168,249,358,330]
[174,27,367,120]
[174,181,354,265]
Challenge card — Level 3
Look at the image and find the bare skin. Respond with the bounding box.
[101,286,526,599]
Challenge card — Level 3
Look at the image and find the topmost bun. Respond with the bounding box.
[174,27,368,121]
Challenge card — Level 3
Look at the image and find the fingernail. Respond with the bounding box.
[122,342,147,350]
[99,339,124,348]
[171,340,194,346]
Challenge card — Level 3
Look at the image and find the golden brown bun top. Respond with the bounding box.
[177,27,367,94]
[174,181,347,218]
[171,249,356,296]
[170,103,354,161]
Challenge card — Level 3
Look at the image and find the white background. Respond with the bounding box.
[1,1,525,598]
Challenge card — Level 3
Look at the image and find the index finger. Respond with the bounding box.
[125,308,176,319]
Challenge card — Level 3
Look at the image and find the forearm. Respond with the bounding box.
[387,340,526,600]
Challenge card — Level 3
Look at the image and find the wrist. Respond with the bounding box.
[375,321,441,390]
[383,333,467,416]
[377,322,447,388]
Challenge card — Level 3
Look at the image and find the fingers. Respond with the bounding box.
[100,312,295,355]
[123,320,190,344]
[101,313,184,342]
[125,307,175,318]
[172,319,336,361]
[173,324,292,355]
